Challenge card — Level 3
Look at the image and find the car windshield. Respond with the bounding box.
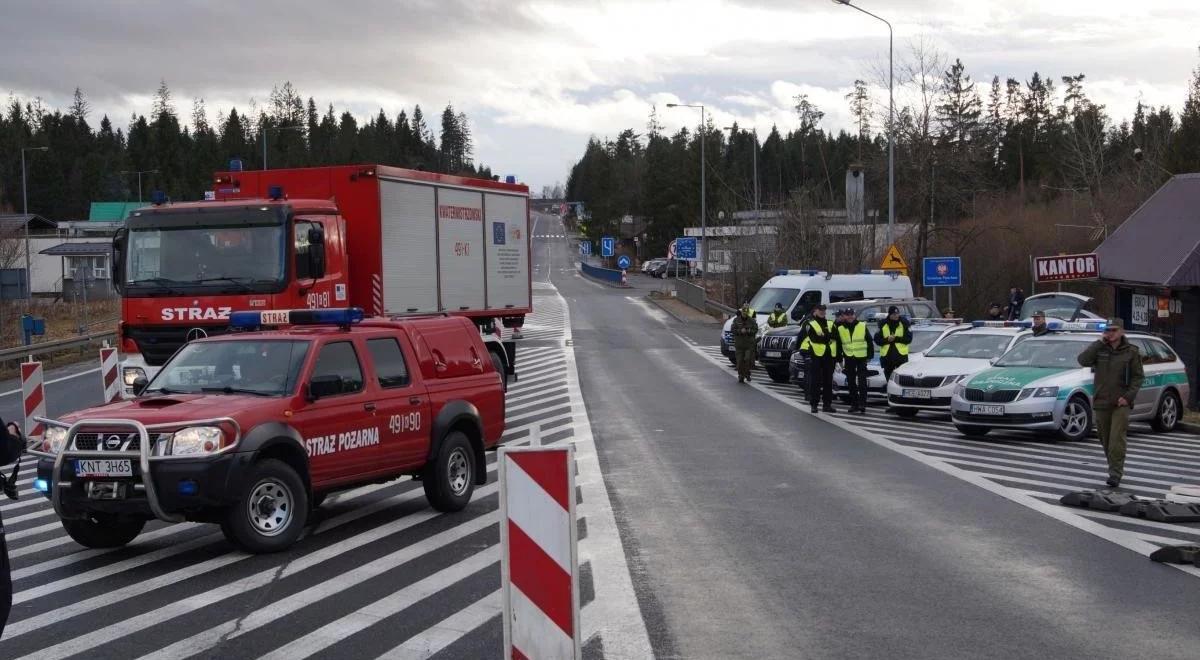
[126,215,286,287]
[909,328,944,354]
[995,339,1084,368]
[748,288,800,313]
[927,333,1012,359]
[146,339,311,396]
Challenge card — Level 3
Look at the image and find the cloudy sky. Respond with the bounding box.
[2,0,1198,190]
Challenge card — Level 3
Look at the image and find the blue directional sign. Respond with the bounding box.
[675,237,698,261]
[601,236,615,257]
[580,240,592,256]
[923,257,962,287]
[617,255,631,270]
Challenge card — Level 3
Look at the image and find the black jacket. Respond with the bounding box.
[0,417,23,638]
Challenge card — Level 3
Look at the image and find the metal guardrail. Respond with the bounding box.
[675,280,735,317]
[0,331,117,362]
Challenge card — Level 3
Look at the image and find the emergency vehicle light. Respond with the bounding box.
[151,190,168,206]
[860,269,903,278]
[33,478,49,493]
[229,307,365,329]
[775,269,823,276]
[971,320,1030,328]
[1053,320,1108,332]
[268,185,284,200]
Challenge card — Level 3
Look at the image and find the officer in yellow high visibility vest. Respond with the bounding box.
[767,303,788,329]
[836,307,874,414]
[798,304,838,413]
[874,305,912,383]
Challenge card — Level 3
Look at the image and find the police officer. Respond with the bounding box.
[874,305,911,383]
[767,303,788,329]
[731,303,759,383]
[1077,319,1144,488]
[1030,310,1053,337]
[799,304,838,413]
[986,303,1003,320]
[837,307,873,414]
[0,418,25,637]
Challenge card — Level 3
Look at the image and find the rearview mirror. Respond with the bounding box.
[309,243,326,279]
[132,375,149,396]
[307,375,343,400]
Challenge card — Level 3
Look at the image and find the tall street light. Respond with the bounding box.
[120,169,160,202]
[666,102,707,290]
[262,125,305,170]
[833,0,894,249]
[21,146,49,298]
[724,125,759,214]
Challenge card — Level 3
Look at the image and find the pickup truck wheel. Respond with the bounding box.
[489,351,508,392]
[62,515,145,548]
[222,458,308,554]
[424,431,475,512]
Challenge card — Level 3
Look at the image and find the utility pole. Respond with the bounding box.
[21,146,49,302]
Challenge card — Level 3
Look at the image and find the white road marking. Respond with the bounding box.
[375,589,502,659]
[0,367,101,399]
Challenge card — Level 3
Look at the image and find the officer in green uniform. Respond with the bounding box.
[767,303,788,328]
[837,307,873,414]
[1077,318,1144,487]
[799,304,838,413]
[1030,310,1054,337]
[874,305,912,383]
[731,303,760,383]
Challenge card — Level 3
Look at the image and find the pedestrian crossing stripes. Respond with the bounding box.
[0,286,647,658]
[690,344,1200,570]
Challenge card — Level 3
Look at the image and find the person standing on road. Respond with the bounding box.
[1030,311,1054,337]
[875,305,912,383]
[732,303,760,383]
[799,304,839,413]
[1077,319,1144,488]
[0,419,25,637]
[767,303,788,329]
[837,307,873,415]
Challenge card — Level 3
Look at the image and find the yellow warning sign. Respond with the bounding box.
[880,244,908,276]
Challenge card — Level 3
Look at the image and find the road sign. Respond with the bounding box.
[880,244,908,275]
[1034,252,1098,283]
[579,240,592,256]
[922,257,961,287]
[617,255,631,270]
[675,237,698,261]
[601,236,615,257]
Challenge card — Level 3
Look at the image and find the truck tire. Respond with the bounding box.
[490,350,508,392]
[221,458,309,554]
[62,515,146,548]
[423,431,475,512]
[767,366,790,383]
[1151,390,1181,433]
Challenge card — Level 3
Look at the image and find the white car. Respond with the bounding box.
[950,326,1190,441]
[886,325,1031,416]
[833,319,967,399]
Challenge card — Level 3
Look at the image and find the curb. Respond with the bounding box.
[645,295,719,325]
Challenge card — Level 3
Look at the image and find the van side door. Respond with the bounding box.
[364,334,431,471]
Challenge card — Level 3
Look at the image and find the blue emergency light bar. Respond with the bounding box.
[229,307,365,329]
[268,185,284,200]
[775,269,823,276]
[859,269,904,277]
[1052,320,1108,332]
[971,320,1030,328]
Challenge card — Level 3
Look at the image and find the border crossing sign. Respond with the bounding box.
[922,257,961,287]
[601,236,615,257]
[674,237,698,261]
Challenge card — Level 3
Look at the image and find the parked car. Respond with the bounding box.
[651,259,693,278]
[1016,292,1101,321]
[641,259,665,275]
[830,319,964,399]
[886,324,1030,416]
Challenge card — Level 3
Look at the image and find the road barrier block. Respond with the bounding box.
[1149,545,1200,565]
[499,445,580,660]
[21,360,45,439]
[1118,499,1200,523]
[100,347,121,403]
[1059,489,1139,512]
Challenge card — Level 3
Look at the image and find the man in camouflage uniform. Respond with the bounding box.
[731,303,760,383]
[1077,318,1144,488]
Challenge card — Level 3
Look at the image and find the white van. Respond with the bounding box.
[720,270,914,361]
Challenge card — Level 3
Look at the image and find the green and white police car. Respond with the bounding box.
[950,323,1189,441]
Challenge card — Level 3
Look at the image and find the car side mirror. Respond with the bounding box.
[307,374,343,401]
[132,375,149,396]
[310,243,326,279]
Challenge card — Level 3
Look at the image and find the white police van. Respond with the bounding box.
[950,322,1189,441]
[721,270,913,364]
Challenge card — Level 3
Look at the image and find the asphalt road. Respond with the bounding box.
[544,214,1200,660]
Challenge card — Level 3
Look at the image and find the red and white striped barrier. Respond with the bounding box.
[100,347,121,403]
[500,446,580,660]
[21,360,45,439]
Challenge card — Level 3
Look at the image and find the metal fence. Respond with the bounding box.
[580,262,624,284]
[675,279,735,317]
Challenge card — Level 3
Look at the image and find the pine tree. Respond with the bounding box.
[69,87,90,122]
[936,59,982,148]
[845,79,871,158]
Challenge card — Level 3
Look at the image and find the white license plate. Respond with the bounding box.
[903,389,932,399]
[970,404,1005,416]
[766,351,782,358]
[76,459,133,478]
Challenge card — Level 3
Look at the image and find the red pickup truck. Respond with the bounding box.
[31,308,505,553]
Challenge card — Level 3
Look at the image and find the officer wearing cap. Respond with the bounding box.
[731,302,760,383]
[836,307,873,414]
[874,305,912,383]
[1078,318,1144,488]
[1030,310,1053,337]
[799,304,838,412]
[767,303,788,329]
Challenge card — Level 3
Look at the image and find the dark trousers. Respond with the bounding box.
[807,354,835,408]
[0,511,9,638]
[1095,405,1130,480]
[735,344,756,380]
[843,357,869,409]
[880,353,908,382]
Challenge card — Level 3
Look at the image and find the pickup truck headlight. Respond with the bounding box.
[1017,386,1059,401]
[123,367,146,387]
[41,426,68,454]
[170,426,225,455]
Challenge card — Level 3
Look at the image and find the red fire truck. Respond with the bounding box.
[113,165,530,395]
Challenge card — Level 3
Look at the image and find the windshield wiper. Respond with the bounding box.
[127,277,186,296]
[192,276,256,291]
[200,386,274,396]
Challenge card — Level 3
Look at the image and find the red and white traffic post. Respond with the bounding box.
[499,445,581,660]
[21,359,46,439]
[100,346,121,403]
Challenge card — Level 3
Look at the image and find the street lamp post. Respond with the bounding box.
[833,0,894,248]
[21,146,49,299]
[262,125,305,170]
[667,103,707,290]
[724,125,759,214]
[120,169,160,202]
